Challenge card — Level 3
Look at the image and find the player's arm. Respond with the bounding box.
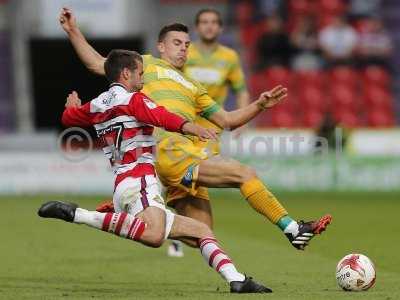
[59,7,106,75]
[61,91,93,127]
[207,86,287,130]
[236,90,251,109]
[131,93,217,141]
[232,90,251,136]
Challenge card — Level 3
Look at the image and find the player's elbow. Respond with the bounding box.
[88,62,105,76]
[218,114,232,131]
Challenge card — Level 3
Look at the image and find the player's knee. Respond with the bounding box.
[142,223,165,248]
[146,231,165,248]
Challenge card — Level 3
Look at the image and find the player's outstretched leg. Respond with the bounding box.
[199,237,272,293]
[169,215,272,293]
[37,200,156,245]
[197,157,332,250]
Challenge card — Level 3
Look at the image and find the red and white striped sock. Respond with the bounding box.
[199,237,245,283]
[73,208,145,241]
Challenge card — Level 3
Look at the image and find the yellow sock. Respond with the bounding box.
[240,178,288,224]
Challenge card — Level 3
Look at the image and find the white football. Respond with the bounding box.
[336,253,376,291]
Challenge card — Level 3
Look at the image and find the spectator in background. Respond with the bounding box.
[356,18,393,69]
[256,15,292,69]
[290,16,322,70]
[319,16,359,67]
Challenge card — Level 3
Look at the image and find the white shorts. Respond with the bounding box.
[113,175,175,240]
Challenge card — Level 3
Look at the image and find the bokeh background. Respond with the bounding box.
[0,0,399,194]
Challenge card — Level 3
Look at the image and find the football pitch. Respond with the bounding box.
[1,191,399,300]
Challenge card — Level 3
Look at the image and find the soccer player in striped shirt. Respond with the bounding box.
[38,49,271,293]
[59,8,331,254]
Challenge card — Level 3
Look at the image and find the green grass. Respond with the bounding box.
[1,191,399,299]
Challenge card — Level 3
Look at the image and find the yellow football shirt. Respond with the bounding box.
[141,54,219,129]
[140,55,220,188]
[184,43,247,106]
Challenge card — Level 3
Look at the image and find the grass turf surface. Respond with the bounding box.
[1,191,399,299]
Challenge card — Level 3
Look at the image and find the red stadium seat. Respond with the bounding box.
[249,71,267,98]
[295,70,326,88]
[270,110,297,128]
[362,66,390,88]
[363,86,393,110]
[299,86,327,112]
[301,110,324,128]
[330,85,358,111]
[330,66,359,89]
[333,109,361,128]
[256,113,270,127]
[318,14,337,29]
[367,110,395,127]
[265,66,292,88]
[289,0,313,15]
[318,0,346,16]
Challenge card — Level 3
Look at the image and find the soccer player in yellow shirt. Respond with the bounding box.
[59,8,331,255]
[167,8,251,256]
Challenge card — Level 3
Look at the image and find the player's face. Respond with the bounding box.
[158,31,190,69]
[129,60,144,91]
[196,12,222,43]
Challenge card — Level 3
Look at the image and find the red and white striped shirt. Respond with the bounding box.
[62,83,187,187]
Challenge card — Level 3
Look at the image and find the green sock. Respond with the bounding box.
[277,215,295,231]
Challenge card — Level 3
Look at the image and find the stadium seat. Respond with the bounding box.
[329,66,359,89]
[269,110,297,127]
[363,86,393,111]
[330,85,358,112]
[362,66,390,88]
[265,66,292,89]
[289,0,313,15]
[299,85,327,112]
[333,109,361,128]
[249,71,267,98]
[318,0,346,16]
[301,110,324,128]
[295,70,325,88]
[318,14,337,29]
[367,110,395,127]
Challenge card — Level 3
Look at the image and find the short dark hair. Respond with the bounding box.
[158,23,189,42]
[104,49,142,83]
[195,8,223,26]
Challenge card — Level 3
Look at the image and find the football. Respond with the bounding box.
[336,254,376,291]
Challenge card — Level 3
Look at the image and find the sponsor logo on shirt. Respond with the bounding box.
[187,67,221,84]
[156,66,197,93]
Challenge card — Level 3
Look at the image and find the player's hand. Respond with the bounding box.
[182,122,218,141]
[59,7,77,33]
[65,91,81,108]
[257,85,288,110]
